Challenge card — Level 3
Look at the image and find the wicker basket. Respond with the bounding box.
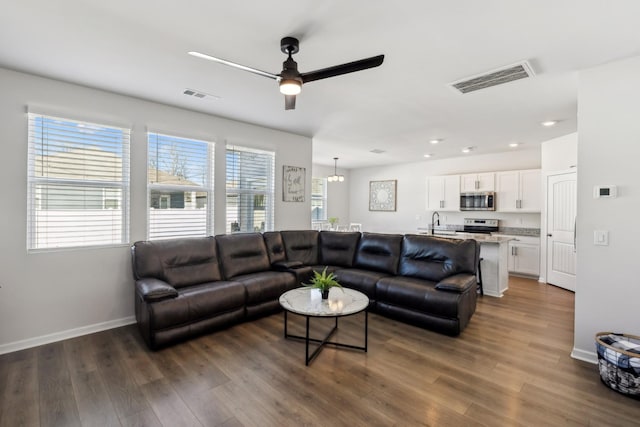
[595,332,640,398]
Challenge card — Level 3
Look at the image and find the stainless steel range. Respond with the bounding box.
[463,218,499,234]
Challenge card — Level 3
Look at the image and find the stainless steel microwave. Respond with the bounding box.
[460,192,496,211]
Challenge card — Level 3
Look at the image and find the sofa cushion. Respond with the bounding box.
[150,281,246,330]
[333,267,389,301]
[281,230,319,265]
[376,276,461,319]
[132,237,222,288]
[399,235,477,282]
[216,233,271,279]
[231,271,297,305]
[263,231,287,264]
[353,232,403,275]
[319,231,361,267]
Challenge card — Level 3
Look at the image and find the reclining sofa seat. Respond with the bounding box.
[215,233,297,319]
[131,237,246,349]
[376,234,478,335]
[332,232,403,305]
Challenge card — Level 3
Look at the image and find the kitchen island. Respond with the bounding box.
[416,229,513,297]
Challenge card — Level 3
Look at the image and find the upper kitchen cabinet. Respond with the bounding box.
[496,169,541,212]
[426,175,460,211]
[460,172,495,192]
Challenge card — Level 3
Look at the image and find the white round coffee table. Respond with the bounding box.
[279,287,369,365]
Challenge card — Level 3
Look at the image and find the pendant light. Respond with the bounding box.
[327,157,345,182]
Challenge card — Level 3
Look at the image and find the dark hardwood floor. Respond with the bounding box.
[1,277,639,426]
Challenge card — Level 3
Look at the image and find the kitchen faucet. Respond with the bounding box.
[431,211,440,234]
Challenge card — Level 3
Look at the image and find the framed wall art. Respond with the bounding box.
[283,165,305,202]
[369,180,397,211]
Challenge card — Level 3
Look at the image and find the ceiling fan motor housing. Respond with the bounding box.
[280,37,299,55]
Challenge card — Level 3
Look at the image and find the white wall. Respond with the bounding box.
[540,132,578,283]
[541,132,578,173]
[0,67,312,352]
[311,163,350,227]
[349,149,542,234]
[573,56,640,362]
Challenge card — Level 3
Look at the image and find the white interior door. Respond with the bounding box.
[546,172,577,291]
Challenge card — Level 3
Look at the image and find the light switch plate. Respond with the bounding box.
[594,230,609,246]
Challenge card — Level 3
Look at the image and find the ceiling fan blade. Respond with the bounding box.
[284,95,296,110]
[188,51,278,80]
[301,55,384,83]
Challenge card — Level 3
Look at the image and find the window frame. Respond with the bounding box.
[26,113,130,251]
[225,144,275,234]
[311,177,328,221]
[146,132,215,240]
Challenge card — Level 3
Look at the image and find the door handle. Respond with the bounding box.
[573,216,577,253]
[547,233,552,237]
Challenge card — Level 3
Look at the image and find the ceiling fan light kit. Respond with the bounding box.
[190,37,384,110]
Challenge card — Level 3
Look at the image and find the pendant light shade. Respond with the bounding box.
[327,157,345,182]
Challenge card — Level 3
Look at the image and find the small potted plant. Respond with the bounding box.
[328,217,339,229]
[304,267,342,300]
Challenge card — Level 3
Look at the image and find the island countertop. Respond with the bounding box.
[416,228,514,244]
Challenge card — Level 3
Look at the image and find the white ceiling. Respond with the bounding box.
[2,1,640,168]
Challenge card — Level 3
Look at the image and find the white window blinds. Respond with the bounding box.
[27,113,130,250]
[225,145,275,233]
[147,133,214,240]
[311,177,327,221]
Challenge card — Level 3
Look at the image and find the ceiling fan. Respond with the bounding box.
[188,37,384,110]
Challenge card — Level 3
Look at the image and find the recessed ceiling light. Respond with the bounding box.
[462,147,473,153]
[429,139,442,144]
[423,154,432,158]
[509,142,519,148]
[541,120,557,127]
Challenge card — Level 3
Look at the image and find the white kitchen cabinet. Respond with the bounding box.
[426,175,460,211]
[505,236,540,277]
[460,172,495,192]
[496,169,541,212]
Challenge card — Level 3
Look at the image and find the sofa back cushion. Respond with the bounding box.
[263,231,287,264]
[280,230,319,265]
[216,233,271,279]
[319,231,361,267]
[399,235,477,282]
[131,237,222,288]
[354,232,403,275]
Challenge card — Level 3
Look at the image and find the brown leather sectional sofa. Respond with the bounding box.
[131,231,479,350]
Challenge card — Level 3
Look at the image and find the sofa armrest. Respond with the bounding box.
[434,273,476,293]
[135,278,178,302]
[272,260,305,270]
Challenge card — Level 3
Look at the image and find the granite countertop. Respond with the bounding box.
[416,228,514,244]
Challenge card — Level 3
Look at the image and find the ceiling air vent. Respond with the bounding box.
[450,61,535,94]
[183,88,220,100]
[370,149,386,154]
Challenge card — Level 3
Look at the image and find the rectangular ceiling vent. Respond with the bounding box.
[450,61,535,94]
[370,149,386,154]
[183,88,220,100]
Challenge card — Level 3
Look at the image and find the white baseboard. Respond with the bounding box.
[571,347,598,364]
[0,316,136,355]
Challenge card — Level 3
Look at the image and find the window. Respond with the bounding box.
[226,145,275,233]
[147,133,214,240]
[311,177,327,221]
[27,113,130,250]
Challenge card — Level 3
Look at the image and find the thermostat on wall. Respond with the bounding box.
[593,185,617,198]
